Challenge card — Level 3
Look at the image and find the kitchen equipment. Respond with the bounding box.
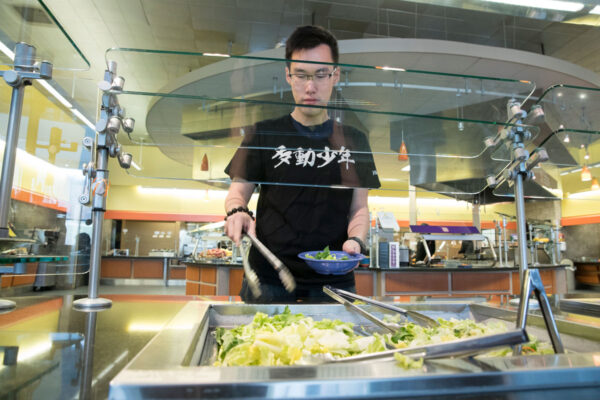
[243,234,295,293]
[298,251,363,275]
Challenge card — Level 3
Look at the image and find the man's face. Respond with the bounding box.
[285,44,339,122]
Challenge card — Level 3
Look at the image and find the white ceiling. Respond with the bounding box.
[37,0,600,80]
[4,0,600,191]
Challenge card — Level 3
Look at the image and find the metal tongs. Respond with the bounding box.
[322,286,528,364]
[323,286,439,331]
[243,234,296,293]
[328,328,529,364]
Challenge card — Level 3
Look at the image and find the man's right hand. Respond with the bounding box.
[224,210,256,246]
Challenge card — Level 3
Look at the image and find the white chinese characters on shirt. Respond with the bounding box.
[272,145,355,169]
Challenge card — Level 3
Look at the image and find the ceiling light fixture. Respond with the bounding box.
[201,153,209,171]
[563,133,570,143]
[481,0,585,12]
[202,52,230,58]
[591,5,600,14]
[591,177,600,191]
[398,141,408,161]
[376,66,406,72]
[0,40,15,59]
[581,165,592,181]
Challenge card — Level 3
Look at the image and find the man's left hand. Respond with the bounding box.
[343,239,361,255]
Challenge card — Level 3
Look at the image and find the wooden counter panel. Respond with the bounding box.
[186,282,200,295]
[451,272,510,292]
[385,272,448,293]
[229,269,244,296]
[1,275,12,288]
[186,265,200,281]
[199,284,216,295]
[170,267,186,280]
[355,271,374,296]
[200,267,217,284]
[575,263,600,284]
[101,259,132,278]
[11,263,38,286]
[133,259,163,279]
[511,270,557,294]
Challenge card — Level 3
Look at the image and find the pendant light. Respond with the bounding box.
[398,126,408,161]
[581,165,592,181]
[592,177,600,191]
[398,141,408,161]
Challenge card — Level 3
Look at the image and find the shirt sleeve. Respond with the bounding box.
[352,128,381,189]
[224,125,264,182]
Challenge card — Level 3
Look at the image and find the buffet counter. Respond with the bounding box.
[1,294,599,399]
[183,260,567,298]
[574,260,600,290]
[101,256,186,287]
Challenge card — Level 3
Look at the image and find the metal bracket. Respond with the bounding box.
[0,43,53,240]
[494,99,564,354]
[76,60,135,312]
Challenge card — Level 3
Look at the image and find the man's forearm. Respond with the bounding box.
[347,205,370,240]
[225,181,254,212]
[225,191,249,211]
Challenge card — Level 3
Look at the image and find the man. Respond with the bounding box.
[224,25,380,302]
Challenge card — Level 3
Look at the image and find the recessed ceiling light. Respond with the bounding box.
[482,0,584,13]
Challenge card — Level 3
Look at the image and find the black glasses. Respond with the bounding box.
[288,68,337,85]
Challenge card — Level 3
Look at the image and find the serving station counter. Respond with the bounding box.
[109,301,600,399]
[183,260,567,298]
[1,295,599,400]
[100,256,185,287]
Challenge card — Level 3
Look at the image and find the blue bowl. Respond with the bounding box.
[298,251,364,275]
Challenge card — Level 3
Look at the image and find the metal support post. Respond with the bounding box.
[502,216,509,265]
[514,173,529,282]
[73,61,134,312]
[74,147,112,311]
[0,43,52,237]
[501,99,564,355]
[0,85,25,235]
[79,311,98,400]
[0,43,52,312]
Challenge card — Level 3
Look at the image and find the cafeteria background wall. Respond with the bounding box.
[563,224,600,259]
[119,221,179,256]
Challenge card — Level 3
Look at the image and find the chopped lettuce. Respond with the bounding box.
[305,246,349,260]
[214,307,554,368]
[214,306,386,366]
[394,353,424,370]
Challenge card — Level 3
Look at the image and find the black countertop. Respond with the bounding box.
[102,255,176,259]
[181,260,567,272]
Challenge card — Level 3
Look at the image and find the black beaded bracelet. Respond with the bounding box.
[348,236,367,254]
[224,206,254,221]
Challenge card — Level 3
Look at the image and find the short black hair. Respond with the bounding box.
[285,25,339,66]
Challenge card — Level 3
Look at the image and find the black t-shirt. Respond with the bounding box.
[225,115,380,287]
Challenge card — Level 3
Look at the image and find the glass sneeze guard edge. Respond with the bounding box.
[38,0,90,70]
[118,89,540,130]
[536,83,600,104]
[104,47,534,85]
